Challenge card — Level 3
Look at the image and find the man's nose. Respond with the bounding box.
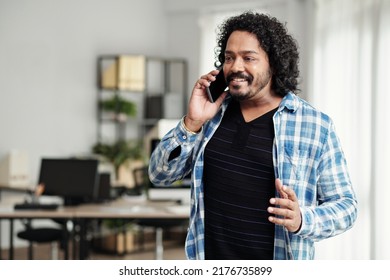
[230,58,245,72]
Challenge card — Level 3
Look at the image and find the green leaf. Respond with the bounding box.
[100,94,137,117]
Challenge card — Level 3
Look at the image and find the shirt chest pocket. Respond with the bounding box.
[282,146,309,183]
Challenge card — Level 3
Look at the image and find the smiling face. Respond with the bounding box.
[223,31,273,102]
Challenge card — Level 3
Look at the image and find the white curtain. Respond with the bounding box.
[308,0,390,259]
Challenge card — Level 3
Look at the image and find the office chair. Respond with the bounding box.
[16,218,69,260]
[132,166,187,260]
[14,187,70,260]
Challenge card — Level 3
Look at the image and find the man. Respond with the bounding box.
[149,11,357,260]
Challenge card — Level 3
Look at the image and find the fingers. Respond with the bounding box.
[268,200,301,232]
[275,179,298,201]
[188,69,226,122]
[275,178,287,199]
[195,77,210,89]
[194,70,220,90]
[268,180,301,232]
[268,215,299,231]
[268,198,295,217]
[269,197,294,210]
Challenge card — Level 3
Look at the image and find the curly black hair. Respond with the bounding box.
[215,11,300,96]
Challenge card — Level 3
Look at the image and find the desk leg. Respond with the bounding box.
[63,220,69,260]
[72,218,79,260]
[155,227,163,260]
[9,218,14,260]
[120,219,127,256]
[77,218,86,260]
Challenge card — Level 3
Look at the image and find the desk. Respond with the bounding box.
[74,199,190,260]
[0,185,32,259]
[0,198,189,260]
[0,205,77,260]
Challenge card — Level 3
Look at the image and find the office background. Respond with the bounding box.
[0,0,389,259]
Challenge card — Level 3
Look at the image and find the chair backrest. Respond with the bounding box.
[97,172,112,201]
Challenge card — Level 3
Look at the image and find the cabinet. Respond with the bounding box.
[97,55,188,144]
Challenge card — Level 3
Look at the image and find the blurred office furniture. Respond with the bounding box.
[132,165,188,260]
[95,172,113,202]
[14,158,100,259]
[16,219,67,260]
[0,150,30,188]
[135,213,187,260]
[97,55,187,143]
[38,158,100,206]
[132,166,149,197]
[1,197,189,260]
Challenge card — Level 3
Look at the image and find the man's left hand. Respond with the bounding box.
[267,179,302,233]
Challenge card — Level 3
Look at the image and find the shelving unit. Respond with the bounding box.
[96,55,188,144]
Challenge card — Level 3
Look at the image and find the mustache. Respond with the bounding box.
[226,72,253,83]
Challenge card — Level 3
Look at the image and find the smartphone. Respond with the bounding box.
[206,69,228,103]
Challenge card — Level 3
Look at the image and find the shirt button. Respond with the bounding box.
[182,135,187,140]
[163,166,168,171]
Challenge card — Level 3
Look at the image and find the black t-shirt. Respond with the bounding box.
[204,100,277,260]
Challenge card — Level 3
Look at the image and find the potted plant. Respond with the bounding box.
[92,139,144,184]
[92,140,144,254]
[100,94,137,122]
[93,218,139,255]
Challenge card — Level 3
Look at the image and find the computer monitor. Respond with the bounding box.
[148,139,191,204]
[38,158,100,205]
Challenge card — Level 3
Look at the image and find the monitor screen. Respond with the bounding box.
[38,158,100,204]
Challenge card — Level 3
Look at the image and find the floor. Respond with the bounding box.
[0,219,188,260]
[1,240,186,260]
[1,225,187,260]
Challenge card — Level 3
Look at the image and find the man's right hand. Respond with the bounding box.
[185,69,228,132]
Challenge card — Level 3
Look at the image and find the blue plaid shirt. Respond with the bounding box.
[149,92,358,260]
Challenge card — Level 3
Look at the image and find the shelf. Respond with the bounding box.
[96,55,187,144]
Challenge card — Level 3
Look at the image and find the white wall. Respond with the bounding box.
[0,0,169,248]
[0,0,168,185]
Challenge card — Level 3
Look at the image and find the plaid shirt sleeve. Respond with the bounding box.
[297,118,357,240]
[273,93,358,259]
[148,117,202,187]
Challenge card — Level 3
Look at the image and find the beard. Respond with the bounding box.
[228,69,272,101]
